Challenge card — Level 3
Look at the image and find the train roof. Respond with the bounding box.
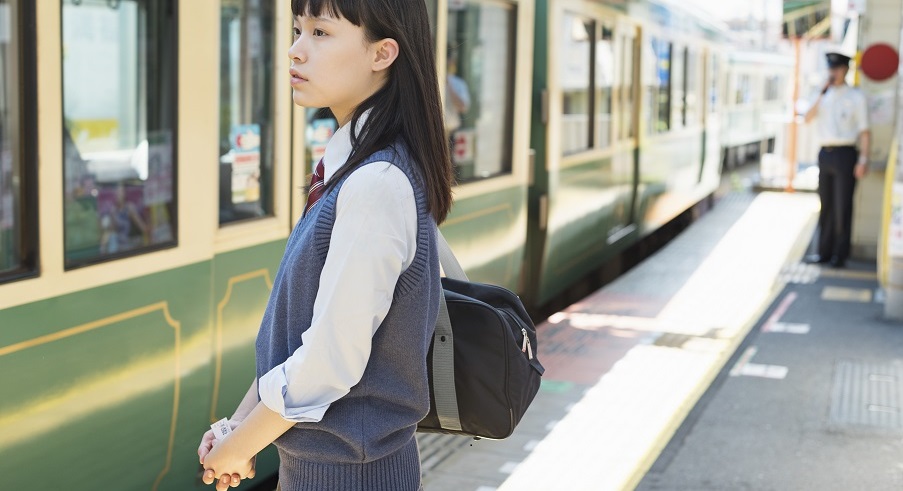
[728,50,796,67]
[625,0,730,41]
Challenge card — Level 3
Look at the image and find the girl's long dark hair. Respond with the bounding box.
[292,0,454,223]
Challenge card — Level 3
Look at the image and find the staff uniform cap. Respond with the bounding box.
[826,52,851,68]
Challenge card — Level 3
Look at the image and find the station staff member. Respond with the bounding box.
[804,52,870,269]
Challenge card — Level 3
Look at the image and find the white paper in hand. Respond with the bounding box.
[210,417,232,442]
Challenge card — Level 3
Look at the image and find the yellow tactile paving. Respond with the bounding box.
[821,286,873,303]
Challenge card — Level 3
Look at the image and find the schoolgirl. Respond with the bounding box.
[197,0,453,489]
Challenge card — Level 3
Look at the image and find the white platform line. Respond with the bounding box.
[761,292,798,332]
[523,439,540,452]
[736,363,789,379]
[730,346,758,376]
[767,322,810,334]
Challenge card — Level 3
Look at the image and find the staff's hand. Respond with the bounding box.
[855,162,868,179]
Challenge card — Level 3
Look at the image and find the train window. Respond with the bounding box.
[559,12,594,155]
[61,0,177,268]
[595,25,614,149]
[765,75,781,101]
[0,0,37,283]
[645,37,671,134]
[219,0,276,225]
[446,0,516,182]
[735,74,752,104]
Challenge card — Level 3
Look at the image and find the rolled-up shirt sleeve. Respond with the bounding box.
[258,162,417,422]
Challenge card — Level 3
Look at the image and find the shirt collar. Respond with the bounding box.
[322,109,370,183]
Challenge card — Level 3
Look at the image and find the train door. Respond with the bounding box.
[527,2,638,306]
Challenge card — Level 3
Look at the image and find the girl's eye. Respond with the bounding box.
[292,27,301,38]
[313,29,327,37]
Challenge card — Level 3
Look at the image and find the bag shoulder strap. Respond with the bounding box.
[432,226,464,431]
[436,228,468,282]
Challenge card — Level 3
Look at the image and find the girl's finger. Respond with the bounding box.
[217,474,231,491]
[202,469,216,485]
[230,474,241,487]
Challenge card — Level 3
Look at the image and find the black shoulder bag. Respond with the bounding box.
[417,228,545,439]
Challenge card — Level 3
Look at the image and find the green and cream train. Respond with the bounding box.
[0,0,726,489]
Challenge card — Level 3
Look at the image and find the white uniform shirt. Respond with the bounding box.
[815,84,869,147]
[258,112,418,422]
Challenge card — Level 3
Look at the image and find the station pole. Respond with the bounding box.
[786,36,801,192]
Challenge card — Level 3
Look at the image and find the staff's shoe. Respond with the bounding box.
[830,257,847,269]
[804,254,831,264]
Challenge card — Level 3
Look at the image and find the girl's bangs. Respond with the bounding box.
[291,0,361,24]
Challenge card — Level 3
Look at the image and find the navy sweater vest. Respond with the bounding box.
[255,144,440,490]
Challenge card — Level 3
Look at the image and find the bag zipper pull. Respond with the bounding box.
[521,328,534,360]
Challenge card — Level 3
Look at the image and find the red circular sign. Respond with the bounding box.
[860,43,899,82]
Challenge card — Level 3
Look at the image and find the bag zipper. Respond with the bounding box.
[521,327,534,360]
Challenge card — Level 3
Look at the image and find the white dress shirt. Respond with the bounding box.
[816,84,869,147]
[258,113,418,422]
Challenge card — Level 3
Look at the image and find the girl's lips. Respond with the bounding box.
[289,68,307,85]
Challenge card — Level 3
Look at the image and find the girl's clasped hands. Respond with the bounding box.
[197,420,257,490]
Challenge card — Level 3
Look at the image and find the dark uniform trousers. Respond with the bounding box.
[817,146,857,262]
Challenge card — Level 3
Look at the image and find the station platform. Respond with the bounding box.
[639,257,903,489]
[418,188,821,490]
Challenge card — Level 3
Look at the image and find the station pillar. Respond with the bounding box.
[886,144,903,320]
[853,0,903,260]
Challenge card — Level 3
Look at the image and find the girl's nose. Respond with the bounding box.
[288,37,306,64]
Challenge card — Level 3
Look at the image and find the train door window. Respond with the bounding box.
[685,48,699,126]
[708,53,719,114]
[618,33,637,141]
[219,0,276,225]
[559,12,594,155]
[0,0,37,283]
[595,24,614,149]
[61,0,177,268]
[446,0,517,182]
[644,37,671,134]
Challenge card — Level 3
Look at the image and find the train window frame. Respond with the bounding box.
[645,36,672,135]
[559,11,595,156]
[440,0,533,201]
[217,0,278,227]
[0,0,39,285]
[60,0,180,270]
[444,0,518,184]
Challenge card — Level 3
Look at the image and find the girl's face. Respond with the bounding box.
[289,14,392,125]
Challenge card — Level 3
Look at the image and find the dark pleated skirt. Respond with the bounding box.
[276,437,422,491]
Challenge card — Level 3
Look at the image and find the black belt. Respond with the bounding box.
[821,145,856,151]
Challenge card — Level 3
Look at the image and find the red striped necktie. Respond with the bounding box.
[305,159,326,215]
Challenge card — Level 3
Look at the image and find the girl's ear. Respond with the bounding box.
[372,38,400,72]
